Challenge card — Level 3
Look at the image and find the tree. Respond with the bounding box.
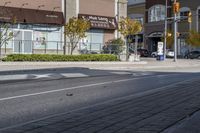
[64,17,90,55]
[118,17,142,60]
[186,30,200,47]
[0,7,15,58]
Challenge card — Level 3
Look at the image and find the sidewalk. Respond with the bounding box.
[0,58,200,72]
[1,78,200,133]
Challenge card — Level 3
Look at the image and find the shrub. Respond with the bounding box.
[103,38,125,55]
[2,54,119,62]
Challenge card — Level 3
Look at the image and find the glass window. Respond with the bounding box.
[148,5,165,22]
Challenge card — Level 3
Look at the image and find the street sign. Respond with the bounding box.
[157,42,164,56]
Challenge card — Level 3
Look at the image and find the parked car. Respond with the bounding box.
[129,49,149,57]
[166,50,174,58]
[137,49,149,57]
[151,51,157,58]
[185,51,200,59]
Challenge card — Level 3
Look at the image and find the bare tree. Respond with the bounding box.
[0,6,15,58]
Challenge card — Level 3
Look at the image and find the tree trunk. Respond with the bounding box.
[70,43,74,55]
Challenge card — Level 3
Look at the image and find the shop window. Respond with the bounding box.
[148,5,165,22]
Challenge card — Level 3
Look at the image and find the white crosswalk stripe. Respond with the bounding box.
[0,75,28,81]
[111,72,132,75]
[61,73,89,78]
[0,73,89,81]
[111,71,153,77]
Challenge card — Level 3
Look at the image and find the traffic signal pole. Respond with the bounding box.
[173,0,179,62]
[174,13,177,62]
[164,0,168,60]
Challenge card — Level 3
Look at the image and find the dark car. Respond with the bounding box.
[185,51,200,59]
[129,49,149,57]
[137,49,149,57]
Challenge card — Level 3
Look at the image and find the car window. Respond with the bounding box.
[192,51,200,54]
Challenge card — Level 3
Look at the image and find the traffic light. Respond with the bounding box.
[188,11,192,23]
[167,32,172,37]
[173,2,180,14]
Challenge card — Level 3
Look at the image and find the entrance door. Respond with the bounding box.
[14,30,33,54]
[149,37,161,52]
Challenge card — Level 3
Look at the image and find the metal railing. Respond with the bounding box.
[0,40,125,56]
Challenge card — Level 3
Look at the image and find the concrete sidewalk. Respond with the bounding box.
[0,58,200,72]
[1,78,200,133]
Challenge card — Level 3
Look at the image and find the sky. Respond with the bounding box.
[128,0,145,5]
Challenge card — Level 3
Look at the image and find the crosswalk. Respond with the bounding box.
[0,72,153,81]
[0,73,89,81]
[111,71,153,77]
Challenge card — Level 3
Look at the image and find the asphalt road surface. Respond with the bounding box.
[0,69,200,131]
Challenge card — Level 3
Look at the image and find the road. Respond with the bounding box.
[0,68,200,132]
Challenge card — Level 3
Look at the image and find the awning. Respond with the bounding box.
[0,6,64,26]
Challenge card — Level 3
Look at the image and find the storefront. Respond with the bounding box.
[78,14,117,52]
[0,5,64,55]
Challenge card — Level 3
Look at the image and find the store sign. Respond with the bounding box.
[157,42,164,55]
[78,14,117,30]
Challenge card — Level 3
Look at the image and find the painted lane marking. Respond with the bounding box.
[0,75,195,132]
[0,74,178,102]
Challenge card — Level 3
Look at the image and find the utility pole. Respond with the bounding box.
[164,0,168,60]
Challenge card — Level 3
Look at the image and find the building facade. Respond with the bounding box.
[64,0,127,54]
[145,0,200,56]
[0,0,127,55]
[0,0,64,55]
[128,0,145,49]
